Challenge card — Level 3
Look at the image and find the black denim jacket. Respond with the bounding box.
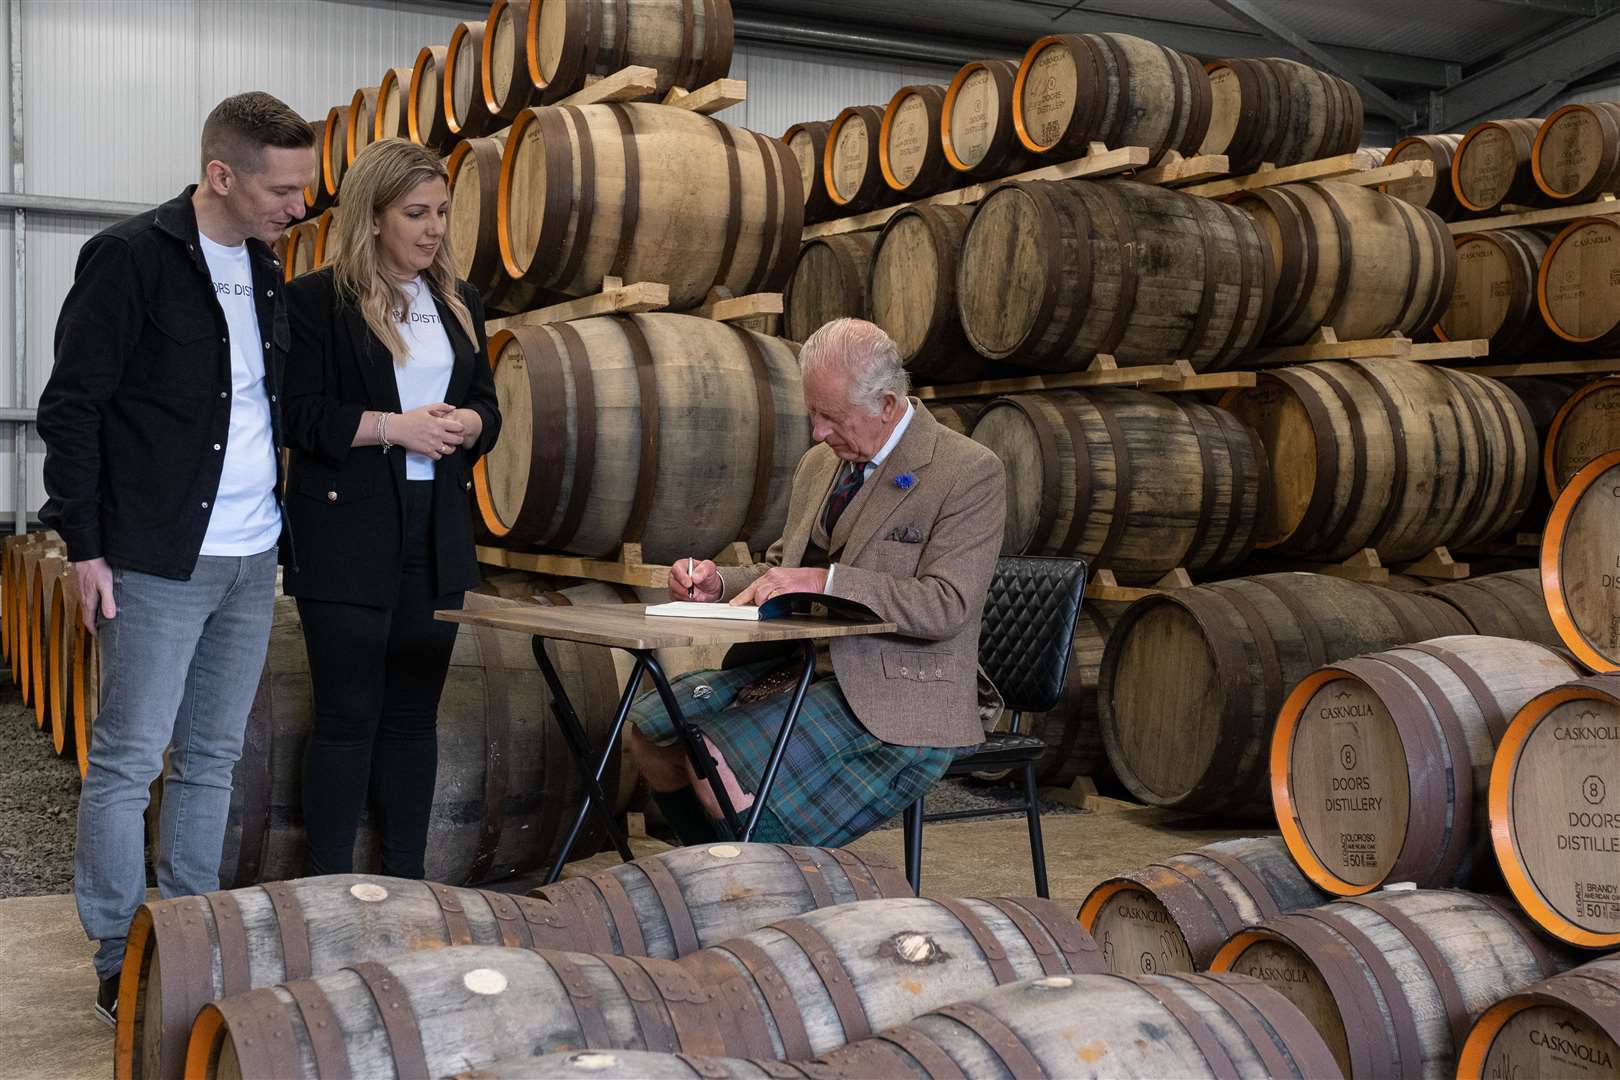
[37,186,290,579]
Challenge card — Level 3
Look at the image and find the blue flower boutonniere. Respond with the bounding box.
[894,472,917,491]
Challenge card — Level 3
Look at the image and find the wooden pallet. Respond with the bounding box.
[915,355,1257,400]
[1448,193,1619,236]
[1239,327,1490,368]
[1180,153,1433,200]
[487,279,782,333]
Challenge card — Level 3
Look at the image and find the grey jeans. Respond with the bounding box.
[73,550,277,978]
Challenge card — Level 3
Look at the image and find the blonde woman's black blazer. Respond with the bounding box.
[279,266,501,606]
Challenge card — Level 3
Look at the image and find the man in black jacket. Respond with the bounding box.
[36,92,315,1024]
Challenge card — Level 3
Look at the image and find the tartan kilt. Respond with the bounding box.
[628,661,953,848]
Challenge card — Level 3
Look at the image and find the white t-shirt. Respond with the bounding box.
[197,233,281,556]
[394,277,456,480]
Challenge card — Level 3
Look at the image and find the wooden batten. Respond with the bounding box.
[916,356,1257,399]
[477,541,759,591]
[1239,328,1491,368]
[557,65,660,107]
[1181,153,1433,199]
[1449,192,1620,235]
[661,77,747,115]
[484,279,783,332]
[1128,149,1230,186]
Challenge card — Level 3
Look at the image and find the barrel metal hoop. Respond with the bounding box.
[1192,848,1283,920]
[606,104,640,281]
[637,853,701,957]
[1170,972,1293,1080]
[1305,363,1373,557]
[1129,979,1242,1080]
[1266,369,1341,551]
[212,989,305,1080]
[261,881,313,983]
[731,326,779,550]
[204,890,253,999]
[711,939,814,1060]
[773,917,872,1042]
[781,844,837,908]
[1339,895,1471,1055]
[935,898,1017,984]
[983,897,1063,975]
[351,961,431,1080]
[551,105,598,289]
[631,956,730,1056]
[283,978,353,1080]
[935,1002,1046,1079]
[1298,907,1424,1079]
[467,623,512,884]
[481,889,533,949]
[1402,641,1509,743]
[426,882,475,946]
[597,953,681,1054]
[874,1026,969,1079]
[1244,574,1328,675]
[618,315,662,546]
[710,118,746,285]
[992,895,1101,970]
[1470,894,1562,980]
[587,870,647,956]
[1053,393,1095,558]
[545,321,600,551]
[526,105,574,286]
[545,952,617,1050]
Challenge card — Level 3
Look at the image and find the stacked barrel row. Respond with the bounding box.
[1,532,97,776]
[786,31,1363,225]
[116,841,1354,1080]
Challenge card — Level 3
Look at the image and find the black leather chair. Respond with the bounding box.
[902,555,1088,899]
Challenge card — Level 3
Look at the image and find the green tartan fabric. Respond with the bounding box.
[629,661,952,847]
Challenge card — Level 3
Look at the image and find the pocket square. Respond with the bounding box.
[886,525,924,543]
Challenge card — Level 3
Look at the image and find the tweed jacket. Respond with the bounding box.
[717,402,1006,748]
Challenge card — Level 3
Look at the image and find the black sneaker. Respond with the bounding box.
[95,972,119,1028]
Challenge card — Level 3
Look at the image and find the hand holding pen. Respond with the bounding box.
[669,556,722,602]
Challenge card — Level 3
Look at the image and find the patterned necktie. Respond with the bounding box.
[822,460,870,535]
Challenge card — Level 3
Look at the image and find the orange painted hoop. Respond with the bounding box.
[1536,216,1620,345]
[1540,449,1620,672]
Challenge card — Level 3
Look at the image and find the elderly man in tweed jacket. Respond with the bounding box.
[627,317,1007,846]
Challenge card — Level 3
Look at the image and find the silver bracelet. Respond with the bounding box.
[377,411,393,453]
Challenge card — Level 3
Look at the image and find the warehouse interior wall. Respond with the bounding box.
[0,0,959,522]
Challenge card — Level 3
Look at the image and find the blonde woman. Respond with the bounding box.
[280,139,500,877]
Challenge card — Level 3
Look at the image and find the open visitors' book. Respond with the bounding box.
[644,592,882,623]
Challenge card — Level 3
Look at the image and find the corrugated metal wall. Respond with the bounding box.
[0,0,944,520]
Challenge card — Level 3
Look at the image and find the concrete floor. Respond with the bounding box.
[0,799,1268,1080]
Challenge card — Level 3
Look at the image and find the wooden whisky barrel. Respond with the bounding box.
[823,104,891,215]
[1018,600,1126,788]
[867,204,983,384]
[970,389,1264,583]
[445,131,550,316]
[119,843,902,1080]
[957,178,1271,372]
[1436,227,1556,353]
[782,121,834,224]
[205,588,643,888]
[1212,888,1573,1080]
[1544,375,1620,493]
[1273,635,1579,897]
[922,401,980,436]
[1199,57,1362,174]
[48,566,94,765]
[1222,360,1537,562]
[15,542,63,705]
[344,85,379,166]
[1099,573,1473,818]
[1013,32,1210,164]
[472,314,808,563]
[481,0,538,123]
[941,58,1029,181]
[469,971,1341,1080]
[28,553,66,730]
[1542,450,1620,670]
[1382,133,1466,221]
[1458,956,1620,1079]
[301,114,332,214]
[408,44,454,151]
[445,19,497,141]
[782,232,877,344]
[1540,215,1620,352]
[284,220,317,280]
[1455,118,1550,214]
[1416,570,1561,647]
[878,84,955,200]
[530,843,912,960]
[311,208,336,269]
[1533,101,1620,203]
[0,532,45,665]
[375,66,413,141]
[1233,180,1456,345]
[318,104,347,205]
[1079,837,1330,975]
[1489,674,1620,948]
[497,103,802,307]
[524,0,734,104]
[186,896,1102,1078]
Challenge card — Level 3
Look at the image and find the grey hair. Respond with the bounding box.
[798,318,911,413]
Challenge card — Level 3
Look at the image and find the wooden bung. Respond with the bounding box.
[782,231,877,345]
[1222,360,1536,563]
[940,58,1030,181]
[1541,449,1620,671]
[1200,56,1363,174]
[1099,573,1473,818]
[1272,635,1579,897]
[1078,836,1329,975]
[1533,101,1620,202]
[1488,674,1620,950]
[496,103,802,306]
[970,388,1264,583]
[1211,889,1575,1080]
[1453,117,1550,214]
[956,178,1271,372]
[472,314,809,565]
[118,843,910,1080]
[1458,956,1620,1078]
[1544,375,1620,493]
[1012,31,1210,164]
[525,0,734,105]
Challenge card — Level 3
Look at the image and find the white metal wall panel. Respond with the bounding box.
[726,40,959,139]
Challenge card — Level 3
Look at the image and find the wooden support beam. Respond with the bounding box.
[1448,193,1620,235]
[1340,159,1433,190]
[689,287,784,322]
[1130,151,1230,187]
[558,66,659,107]
[1397,546,1470,580]
[662,78,746,114]
[1085,569,1163,603]
[1464,356,1620,378]
[916,355,1255,400]
[486,280,669,331]
[1183,152,1388,199]
[1241,334,1411,367]
[1404,339,1492,363]
[477,541,761,591]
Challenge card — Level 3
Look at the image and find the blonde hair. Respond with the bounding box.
[329,139,475,363]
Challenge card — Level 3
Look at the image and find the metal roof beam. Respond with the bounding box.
[1432,8,1620,129]
[1470,0,1615,15]
[1202,0,1423,128]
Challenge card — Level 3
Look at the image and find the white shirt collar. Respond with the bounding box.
[863,399,914,473]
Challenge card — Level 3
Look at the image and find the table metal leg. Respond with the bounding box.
[741,639,818,842]
[641,651,748,840]
[532,636,639,883]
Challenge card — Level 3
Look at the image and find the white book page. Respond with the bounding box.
[643,602,762,621]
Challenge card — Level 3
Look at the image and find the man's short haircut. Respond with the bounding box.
[799,318,911,413]
[200,92,315,176]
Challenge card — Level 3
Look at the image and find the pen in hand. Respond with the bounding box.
[687,557,694,600]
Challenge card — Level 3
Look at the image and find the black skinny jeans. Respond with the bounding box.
[298,480,461,878]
